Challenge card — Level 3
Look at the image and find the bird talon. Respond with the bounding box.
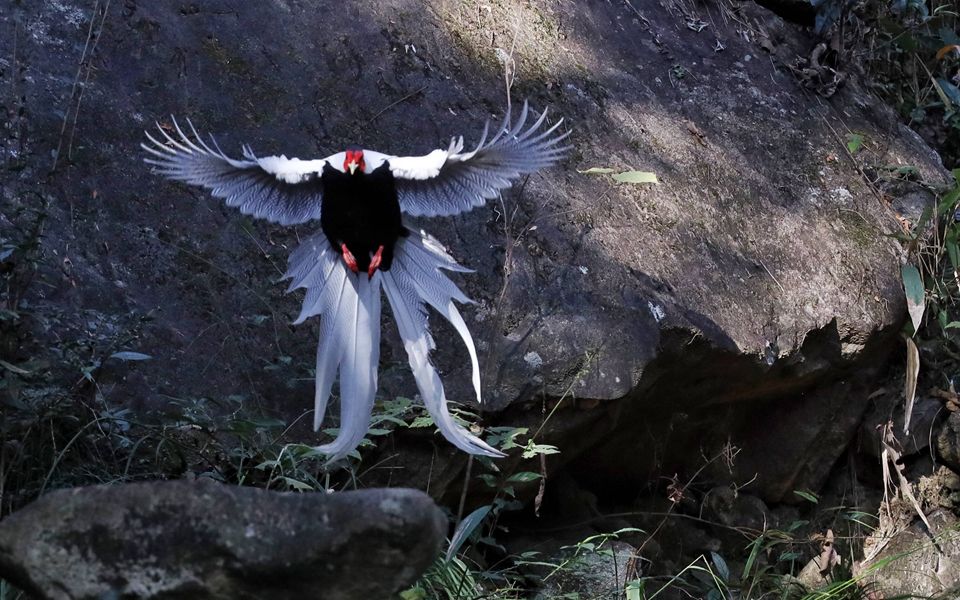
[367,245,384,279]
[340,243,359,273]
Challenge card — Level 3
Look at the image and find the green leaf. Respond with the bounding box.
[399,588,427,600]
[109,351,152,361]
[626,581,644,600]
[281,476,315,492]
[896,33,919,52]
[365,428,393,436]
[901,264,925,334]
[793,489,819,504]
[742,536,763,580]
[522,441,560,459]
[0,358,30,375]
[485,426,528,451]
[779,551,803,562]
[936,78,960,109]
[946,230,960,271]
[710,551,730,582]
[408,415,435,428]
[846,133,864,154]
[507,471,542,483]
[936,182,959,213]
[786,519,809,532]
[577,167,616,174]
[612,171,659,184]
[446,505,491,562]
[941,27,960,47]
[477,474,499,488]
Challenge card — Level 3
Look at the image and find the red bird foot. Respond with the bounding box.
[340,243,359,273]
[367,245,384,279]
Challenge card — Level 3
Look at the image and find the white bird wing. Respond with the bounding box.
[141,118,343,225]
[388,101,571,218]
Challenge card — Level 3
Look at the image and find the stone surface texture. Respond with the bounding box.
[0,480,445,600]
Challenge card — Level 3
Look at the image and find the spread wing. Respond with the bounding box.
[387,101,570,218]
[141,118,343,226]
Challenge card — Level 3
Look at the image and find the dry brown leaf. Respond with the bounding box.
[881,423,932,533]
[534,453,547,517]
[904,336,919,435]
[936,44,960,60]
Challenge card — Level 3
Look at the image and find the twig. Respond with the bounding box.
[365,86,427,125]
[759,259,785,292]
[623,0,651,27]
[53,0,112,170]
[820,114,885,205]
[455,454,474,525]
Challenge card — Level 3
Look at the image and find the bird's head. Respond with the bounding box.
[343,149,365,176]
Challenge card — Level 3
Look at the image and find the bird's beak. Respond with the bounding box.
[347,161,359,175]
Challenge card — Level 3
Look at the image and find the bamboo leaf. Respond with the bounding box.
[446,505,491,562]
[577,167,616,174]
[710,551,730,582]
[0,358,30,375]
[904,336,920,435]
[612,171,659,184]
[901,264,925,334]
[507,471,542,483]
[109,351,153,361]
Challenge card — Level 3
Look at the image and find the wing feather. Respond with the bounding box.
[389,100,571,218]
[141,118,334,225]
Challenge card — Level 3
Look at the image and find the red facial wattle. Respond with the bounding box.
[343,150,365,175]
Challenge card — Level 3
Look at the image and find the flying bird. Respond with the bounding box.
[142,102,569,460]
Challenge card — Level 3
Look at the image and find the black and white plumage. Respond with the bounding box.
[142,102,569,460]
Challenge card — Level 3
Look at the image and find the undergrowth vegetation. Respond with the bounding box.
[825,0,960,167]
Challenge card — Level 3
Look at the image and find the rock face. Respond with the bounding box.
[0,1,949,506]
[0,480,445,600]
[938,412,960,471]
[532,541,640,600]
[861,509,960,598]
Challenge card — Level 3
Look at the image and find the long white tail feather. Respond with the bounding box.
[382,271,501,457]
[405,228,474,273]
[285,236,334,293]
[314,274,381,461]
[282,229,501,460]
[312,267,349,430]
[391,258,481,403]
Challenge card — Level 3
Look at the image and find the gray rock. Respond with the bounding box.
[937,411,960,471]
[860,509,960,598]
[532,541,640,600]
[0,480,445,600]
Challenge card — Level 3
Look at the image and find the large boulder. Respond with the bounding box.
[860,508,960,598]
[0,0,948,505]
[0,480,445,599]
